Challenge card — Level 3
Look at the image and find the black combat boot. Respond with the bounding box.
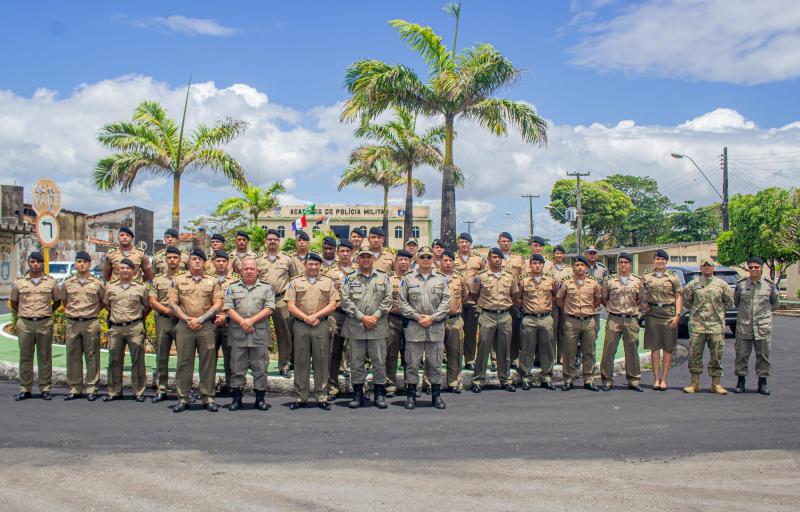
[757,377,770,396]
[405,384,417,410]
[348,384,365,409]
[374,384,388,409]
[254,390,270,411]
[734,376,746,394]
[228,388,243,411]
[431,384,446,410]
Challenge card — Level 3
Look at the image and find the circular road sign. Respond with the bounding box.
[32,178,62,217]
[35,212,60,248]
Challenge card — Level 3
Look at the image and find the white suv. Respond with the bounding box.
[48,261,75,285]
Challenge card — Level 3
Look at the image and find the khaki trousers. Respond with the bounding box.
[386,315,405,392]
[735,336,771,377]
[510,306,521,364]
[65,318,101,394]
[272,296,293,370]
[175,321,217,403]
[230,345,269,390]
[461,305,479,365]
[405,340,444,386]
[107,322,146,396]
[563,316,597,384]
[16,317,53,393]
[520,314,554,382]
[444,315,464,388]
[154,314,178,393]
[350,338,387,385]
[473,310,512,385]
[552,305,566,364]
[600,315,641,386]
[293,321,330,402]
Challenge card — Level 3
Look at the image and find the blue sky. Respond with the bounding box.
[1,0,799,244]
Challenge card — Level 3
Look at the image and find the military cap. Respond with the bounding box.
[396,249,413,259]
[211,233,225,243]
[164,228,179,239]
[369,227,385,237]
[442,249,455,260]
[417,246,434,257]
[654,249,670,260]
[351,227,366,236]
[119,226,134,237]
[458,232,473,243]
[236,231,250,240]
[213,250,229,261]
[119,258,135,269]
[295,230,310,241]
[432,238,446,248]
[530,254,545,263]
[531,236,546,246]
[747,256,764,266]
[488,247,505,259]
[190,248,207,261]
[553,245,566,254]
[574,256,590,267]
[357,247,373,257]
[585,245,598,254]
[498,231,513,241]
[266,229,280,237]
[29,251,44,262]
[305,252,323,263]
[165,246,181,255]
[404,238,419,247]
[618,252,633,262]
[322,236,337,247]
[338,240,354,250]
[75,251,91,262]
[699,256,715,267]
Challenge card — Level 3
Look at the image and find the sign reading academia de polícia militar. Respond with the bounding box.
[32,178,61,217]
[274,205,427,219]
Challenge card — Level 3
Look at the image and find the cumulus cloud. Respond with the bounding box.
[568,0,800,84]
[119,15,239,37]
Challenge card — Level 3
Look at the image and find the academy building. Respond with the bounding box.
[258,205,433,249]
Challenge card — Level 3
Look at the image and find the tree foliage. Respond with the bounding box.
[658,201,721,244]
[605,174,674,246]
[215,182,285,227]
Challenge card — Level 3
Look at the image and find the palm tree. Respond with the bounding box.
[351,107,447,240]
[341,2,548,248]
[339,158,425,247]
[215,181,286,227]
[93,83,248,230]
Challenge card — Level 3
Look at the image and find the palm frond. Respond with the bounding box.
[390,20,453,73]
[132,101,179,158]
[190,118,248,150]
[191,148,248,188]
[96,121,165,156]
[453,44,521,103]
[341,60,435,122]
[92,152,168,192]
[462,98,548,146]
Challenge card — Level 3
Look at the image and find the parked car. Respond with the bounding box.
[48,261,76,285]
[667,265,740,337]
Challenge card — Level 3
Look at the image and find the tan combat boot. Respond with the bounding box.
[710,377,728,395]
[682,374,700,393]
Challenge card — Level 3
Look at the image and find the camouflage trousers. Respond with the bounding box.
[688,331,725,377]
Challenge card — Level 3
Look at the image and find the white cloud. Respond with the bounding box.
[678,108,757,133]
[569,0,800,84]
[123,15,239,37]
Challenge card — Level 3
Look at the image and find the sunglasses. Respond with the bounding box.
[747,266,761,270]
[418,255,433,260]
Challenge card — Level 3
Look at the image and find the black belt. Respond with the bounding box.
[522,311,550,318]
[157,312,177,320]
[389,312,405,320]
[65,316,98,322]
[567,314,593,320]
[649,303,675,308]
[318,316,328,321]
[481,308,510,314]
[275,292,285,299]
[108,318,142,327]
[448,313,461,319]
[18,316,51,322]
[336,307,347,314]
[609,312,638,319]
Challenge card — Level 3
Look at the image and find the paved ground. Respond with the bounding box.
[1,317,798,511]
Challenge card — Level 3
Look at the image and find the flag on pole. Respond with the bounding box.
[314,214,325,226]
[291,215,307,232]
[302,204,316,215]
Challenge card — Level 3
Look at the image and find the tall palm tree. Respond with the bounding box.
[339,158,425,247]
[351,107,447,240]
[93,83,248,230]
[215,181,286,227]
[341,2,548,248]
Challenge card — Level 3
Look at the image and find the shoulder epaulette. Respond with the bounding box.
[597,261,607,267]
[562,275,573,281]
[477,269,488,275]
[586,275,599,282]
[403,270,414,277]
[644,269,654,275]
[108,247,118,254]
[289,275,303,283]
[737,277,747,283]
[520,272,530,280]
[667,269,677,276]
[472,251,482,258]
[544,272,555,279]
[387,271,395,277]
[608,273,617,279]
[453,270,463,277]
[375,269,387,274]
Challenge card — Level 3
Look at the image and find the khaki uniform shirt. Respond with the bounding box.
[339,269,392,339]
[168,273,224,318]
[61,274,105,318]
[285,274,340,316]
[289,252,310,278]
[602,274,644,315]
[148,271,183,308]
[469,269,518,311]
[588,262,608,280]
[501,252,525,279]
[734,277,778,339]
[454,252,485,306]
[321,259,337,273]
[443,272,469,315]
[153,248,189,275]
[683,275,734,334]
[204,258,235,277]
[106,246,149,281]
[224,280,276,348]
[557,276,602,317]
[642,270,682,316]
[10,274,59,317]
[388,271,403,314]
[104,280,148,323]
[257,252,293,295]
[546,261,573,282]
[324,262,354,293]
[231,250,259,274]
[214,273,240,327]
[398,270,451,341]
[372,250,396,274]
[519,273,558,314]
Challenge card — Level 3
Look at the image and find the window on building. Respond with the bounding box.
[277,225,285,238]
[412,225,420,239]
[394,226,403,239]
[312,225,321,235]
[359,225,368,234]
[686,256,697,263]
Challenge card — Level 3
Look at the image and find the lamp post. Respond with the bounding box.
[670,152,728,230]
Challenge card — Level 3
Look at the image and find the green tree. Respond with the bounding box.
[215,181,286,227]
[94,86,247,230]
[338,158,425,247]
[605,174,674,246]
[351,107,446,240]
[548,178,633,247]
[342,2,547,249]
[717,188,800,286]
[658,201,721,244]
[184,212,245,252]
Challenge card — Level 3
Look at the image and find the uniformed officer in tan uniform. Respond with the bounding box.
[10,252,60,401]
[585,245,607,341]
[454,232,484,370]
[321,236,338,272]
[431,239,446,270]
[498,232,524,370]
[211,250,239,394]
[439,249,469,393]
[224,256,275,411]
[205,234,232,275]
[286,252,339,410]
[61,251,105,401]
[557,256,602,391]
[169,249,224,412]
[325,239,355,399]
[153,228,189,275]
[642,249,682,391]
[340,247,392,409]
[469,247,519,393]
[231,231,259,275]
[399,246,451,410]
[289,230,311,277]
[404,238,419,259]
[518,254,558,390]
[546,245,572,364]
[599,252,645,392]
[386,249,413,397]
[148,245,183,403]
[103,258,150,402]
[103,226,153,282]
[367,227,396,273]
[350,227,365,252]
[258,228,295,378]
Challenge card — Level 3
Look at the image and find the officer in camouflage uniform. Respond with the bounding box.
[153,228,189,275]
[517,254,558,390]
[733,256,779,395]
[211,250,239,394]
[682,257,734,395]
[103,226,153,283]
[642,249,682,391]
[324,239,355,399]
[453,232,484,371]
[148,246,183,403]
[386,249,413,397]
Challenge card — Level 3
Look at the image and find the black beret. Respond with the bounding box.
[305,252,323,263]
[459,232,473,243]
[164,228,179,238]
[211,233,225,243]
[165,246,181,255]
[351,227,365,236]
[442,249,456,260]
[369,227,385,237]
[553,245,566,254]
[190,248,207,261]
[489,247,505,259]
[432,238,446,248]
[119,226,134,237]
[396,249,413,259]
[75,251,91,262]
[29,251,44,262]
[531,254,545,263]
[338,240,354,250]
[266,229,280,237]
[322,236,337,247]
[531,236,546,246]
[498,231,513,241]
[295,230,310,241]
[618,252,633,262]
[747,256,764,265]
[654,249,670,260]
[213,250,229,261]
[575,256,590,266]
[119,258,135,269]
[236,231,250,240]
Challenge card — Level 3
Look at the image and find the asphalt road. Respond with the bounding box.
[1,317,798,511]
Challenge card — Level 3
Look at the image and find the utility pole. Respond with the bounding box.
[520,194,540,243]
[463,220,475,235]
[567,171,590,254]
[721,146,729,231]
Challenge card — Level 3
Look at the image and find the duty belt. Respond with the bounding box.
[481,308,510,314]
[521,311,550,318]
[389,312,405,320]
[18,316,50,322]
[65,316,98,322]
[567,314,593,320]
[608,312,638,319]
[108,318,143,327]
[649,303,675,308]
[336,307,347,315]
[448,313,461,319]
[274,292,285,299]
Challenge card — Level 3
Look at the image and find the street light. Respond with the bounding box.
[670,153,722,199]
[544,205,568,222]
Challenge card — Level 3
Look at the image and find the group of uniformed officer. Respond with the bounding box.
[9,224,779,409]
